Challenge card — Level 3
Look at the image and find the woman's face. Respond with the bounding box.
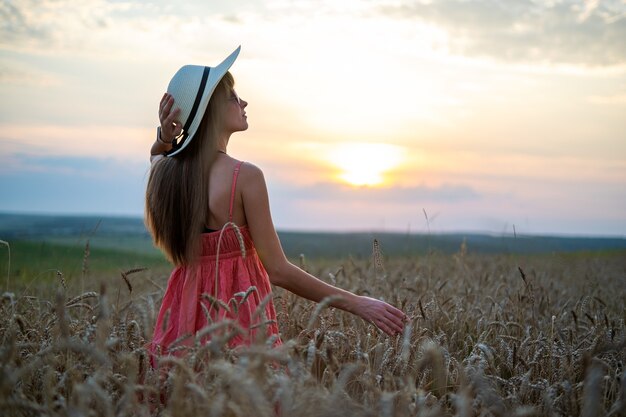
[223,90,248,134]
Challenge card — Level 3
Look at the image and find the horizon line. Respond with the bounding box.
[0,211,624,240]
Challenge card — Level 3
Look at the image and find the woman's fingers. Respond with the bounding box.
[356,296,407,336]
[157,93,182,141]
[164,109,182,138]
[384,306,408,330]
[159,94,175,118]
[387,306,408,323]
[388,317,404,333]
[374,317,395,336]
[383,314,404,334]
[378,320,398,336]
[163,95,174,114]
[171,117,182,137]
[159,96,173,121]
[164,107,180,125]
[382,316,404,336]
[372,310,403,335]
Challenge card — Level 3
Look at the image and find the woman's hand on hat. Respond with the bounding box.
[159,93,182,143]
[354,296,407,336]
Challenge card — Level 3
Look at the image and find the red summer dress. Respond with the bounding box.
[149,161,282,359]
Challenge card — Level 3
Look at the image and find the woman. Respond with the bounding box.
[146,46,406,357]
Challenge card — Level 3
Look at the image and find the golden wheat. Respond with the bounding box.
[0,249,624,416]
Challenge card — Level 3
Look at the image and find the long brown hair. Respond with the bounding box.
[145,72,234,265]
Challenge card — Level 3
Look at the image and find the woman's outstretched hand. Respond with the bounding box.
[159,93,182,142]
[353,296,407,336]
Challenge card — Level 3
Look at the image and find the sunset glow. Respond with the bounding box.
[0,0,624,235]
[328,143,404,187]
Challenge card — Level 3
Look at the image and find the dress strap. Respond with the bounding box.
[228,161,244,222]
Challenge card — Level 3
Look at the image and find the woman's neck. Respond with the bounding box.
[217,133,230,153]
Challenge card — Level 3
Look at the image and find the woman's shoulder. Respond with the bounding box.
[237,161,267,191]
[238,161,264,179]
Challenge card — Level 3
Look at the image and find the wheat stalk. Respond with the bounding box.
[0,240,10,292]
[0,247,624,416]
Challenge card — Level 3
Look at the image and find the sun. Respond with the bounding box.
[328,143,404,186]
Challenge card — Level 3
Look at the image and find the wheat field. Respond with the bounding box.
[1,246,625,416]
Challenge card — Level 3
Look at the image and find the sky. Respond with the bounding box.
[0,0,625,237]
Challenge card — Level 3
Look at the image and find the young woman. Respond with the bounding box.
[146,47,406,357]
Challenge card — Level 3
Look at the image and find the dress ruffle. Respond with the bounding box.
[149,225,282,357]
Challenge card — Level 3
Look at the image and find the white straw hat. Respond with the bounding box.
[166,46,241,157]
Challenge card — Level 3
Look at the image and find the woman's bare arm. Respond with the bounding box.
[241,163,407,336]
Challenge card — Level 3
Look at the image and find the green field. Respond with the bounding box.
[2,212,622,294]
[4,234,624,293]
[2,213,625,260]
[0,239,170,294]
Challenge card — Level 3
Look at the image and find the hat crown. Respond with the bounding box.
[167,65,208,128]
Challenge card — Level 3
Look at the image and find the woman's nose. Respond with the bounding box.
[241,99,248,108]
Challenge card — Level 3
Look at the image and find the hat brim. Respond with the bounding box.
[167,46,241,157]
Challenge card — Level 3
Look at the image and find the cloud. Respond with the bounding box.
[261,179,485,232]
[0,0,50,48]
[263,175,625,235]
[0,0,243,58]
[0,0,105,52]
[0,124,152,161]
[1,152,622,236]
[588,92,626,104]
[3,0,624,70]
[0,59,60,86]
[1,153,149,178]
[378,0,626,67]
[269,181,481,204]
[0,154,149,216]
[0,0,140,55]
